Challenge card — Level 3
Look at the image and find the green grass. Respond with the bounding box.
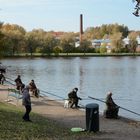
[0,102,94,140]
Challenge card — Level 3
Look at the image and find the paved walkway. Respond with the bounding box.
[0,84,140,140]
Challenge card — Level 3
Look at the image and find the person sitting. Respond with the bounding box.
[68,87,82,108]
[104,92,119,119]
[29,80,39,98]
[15,75,23,90]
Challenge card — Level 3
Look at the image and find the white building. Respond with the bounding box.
[123,36,140,52]
[91,39,111,53]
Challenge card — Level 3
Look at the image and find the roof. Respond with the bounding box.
[92,39,111,44]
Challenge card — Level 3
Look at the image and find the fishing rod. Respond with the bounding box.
[39,96,64,101]
[5,80,15,86]
[40,91,85,108]
[5,77,86,108]
[5,77,65,99]
[82,97,131,101]
[40,89,65,100]
[5,77,66,99]
[5,77,14,82]
[5,79,67,101]
[6,79,87,110]
[88,96,140,117]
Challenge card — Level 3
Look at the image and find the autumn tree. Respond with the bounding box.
[1,24,26,55]
[84,24,129,40]
[128,32,138,53]
[110,32,124,53]
[0,22,5,56]
[60,32,75,54]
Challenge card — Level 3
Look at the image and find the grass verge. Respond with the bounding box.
[0,102,94,140]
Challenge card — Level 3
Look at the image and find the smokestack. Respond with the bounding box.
[80,14,83,42]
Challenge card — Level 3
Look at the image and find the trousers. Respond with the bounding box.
[23,105,31,121]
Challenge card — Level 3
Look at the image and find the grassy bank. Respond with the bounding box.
[0,102,93,140]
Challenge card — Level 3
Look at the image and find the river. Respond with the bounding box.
[1,57,140,121]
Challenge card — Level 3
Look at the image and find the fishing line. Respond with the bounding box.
[5,77,139,112]
[88,96,140,117]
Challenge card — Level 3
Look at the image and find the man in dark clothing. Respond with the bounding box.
[0,72,5,85]
[29,80,39,98]
[104,92,119,119]
[15,75,23,90]
[22,85,32,122]
[68,87,82,108]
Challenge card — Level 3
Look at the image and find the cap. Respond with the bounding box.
[108,92,112,96]
[73,87,78,92]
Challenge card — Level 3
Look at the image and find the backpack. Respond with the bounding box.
[68,91,74,98]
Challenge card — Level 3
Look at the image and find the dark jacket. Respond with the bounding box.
[22,87,31,106]
[106,94,118,110]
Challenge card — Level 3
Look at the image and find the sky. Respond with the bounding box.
[0,0,140,32]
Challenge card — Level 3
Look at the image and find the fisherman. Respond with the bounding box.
[0,72,5,85]
[29,80,39,98]
[104,92,119,119]
[14,75,23,90]
[68,87,82,108]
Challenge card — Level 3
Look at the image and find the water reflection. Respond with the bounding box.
[1,57,140,121]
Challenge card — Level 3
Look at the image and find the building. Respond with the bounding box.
[123,36,140,52]
[91,39,111,53]
[136,36,140,52]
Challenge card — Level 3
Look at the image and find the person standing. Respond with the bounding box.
[0,72,5,85]
[22,85,32,122]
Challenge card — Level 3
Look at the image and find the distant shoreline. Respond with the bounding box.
[2,53,140,58]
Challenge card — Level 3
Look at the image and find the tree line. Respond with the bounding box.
[0,22,140,56]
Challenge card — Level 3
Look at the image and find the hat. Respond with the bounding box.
[73,87,78,92]
[107,92,112,96]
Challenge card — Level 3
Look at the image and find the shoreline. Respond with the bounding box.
[1,52,140,58]
[0,84,140,139]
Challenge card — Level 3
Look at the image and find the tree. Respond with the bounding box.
[100,44,107,53]
[60,33,75,54]
[53,46,63,55]
[128,32,138,53]
[1,24,26,55]
[25,29,45,54]
[129,39,138,53]
[77,39,91,54]
[132,0,140,17]
[41,33,56,55]
[0,22,5,56]
[84,24,129,40]
[110,32,124,53]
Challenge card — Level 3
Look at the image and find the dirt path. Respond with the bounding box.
[0,85,140,140]
[32,97,140,140]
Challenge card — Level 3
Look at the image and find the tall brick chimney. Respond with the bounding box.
[80,14,83,42]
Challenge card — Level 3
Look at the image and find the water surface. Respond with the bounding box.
[1,57,140,121]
